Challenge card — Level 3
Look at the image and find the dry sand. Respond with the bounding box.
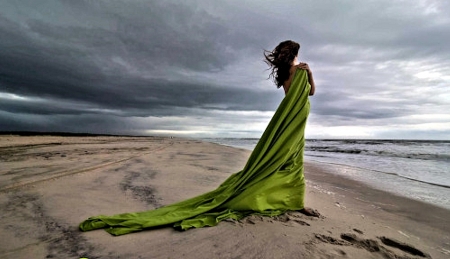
[0,135,449,259]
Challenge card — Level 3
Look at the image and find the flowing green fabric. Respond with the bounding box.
[79,69,311,236]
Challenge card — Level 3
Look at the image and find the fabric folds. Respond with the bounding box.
[79,69,311,235]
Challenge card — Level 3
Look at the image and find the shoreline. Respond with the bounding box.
[1,136,449,258]
[303,158,450,212]
[304,161,450,235]
[203,138,450,211]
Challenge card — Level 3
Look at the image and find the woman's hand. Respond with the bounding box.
[296,62,315,96]
[296,62,312,75]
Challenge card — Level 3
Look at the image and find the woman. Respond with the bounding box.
[264,40,317,216]
[80,40,318,235]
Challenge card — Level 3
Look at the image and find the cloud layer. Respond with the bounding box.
[1,0,449,139]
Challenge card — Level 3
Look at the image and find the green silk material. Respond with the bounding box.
[79,69,311,235]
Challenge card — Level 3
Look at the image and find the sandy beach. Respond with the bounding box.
[1,135,449,259]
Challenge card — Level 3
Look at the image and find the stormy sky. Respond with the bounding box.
[1,0,449,139]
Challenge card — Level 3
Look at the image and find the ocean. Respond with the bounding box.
[202,138,450,210]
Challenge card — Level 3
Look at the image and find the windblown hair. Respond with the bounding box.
[264,40,300,88]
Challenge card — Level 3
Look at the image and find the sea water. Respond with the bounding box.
[203,138,450,210]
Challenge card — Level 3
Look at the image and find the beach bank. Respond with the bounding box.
[0,136,449,258]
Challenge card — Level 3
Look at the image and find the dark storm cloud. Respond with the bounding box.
[0,73,278,116]
[1,0,449,138]
[0,110,131,134]
[0,0,278,117]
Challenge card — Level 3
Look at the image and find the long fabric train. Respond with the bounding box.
[79,69,311,236]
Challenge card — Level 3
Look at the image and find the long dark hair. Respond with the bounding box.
[264,40,300,88]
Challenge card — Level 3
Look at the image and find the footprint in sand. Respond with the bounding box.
[314,232,431,259]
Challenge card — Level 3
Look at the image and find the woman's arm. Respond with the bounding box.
[296,63,315,96]
[307,70,315,96]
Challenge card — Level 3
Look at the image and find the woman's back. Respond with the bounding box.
[283,66,300,94]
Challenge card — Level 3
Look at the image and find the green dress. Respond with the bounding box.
[79,69,311,236]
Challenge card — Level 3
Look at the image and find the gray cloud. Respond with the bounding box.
[1,0,449,139]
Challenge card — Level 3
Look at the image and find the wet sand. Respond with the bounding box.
[0,135,449,259]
